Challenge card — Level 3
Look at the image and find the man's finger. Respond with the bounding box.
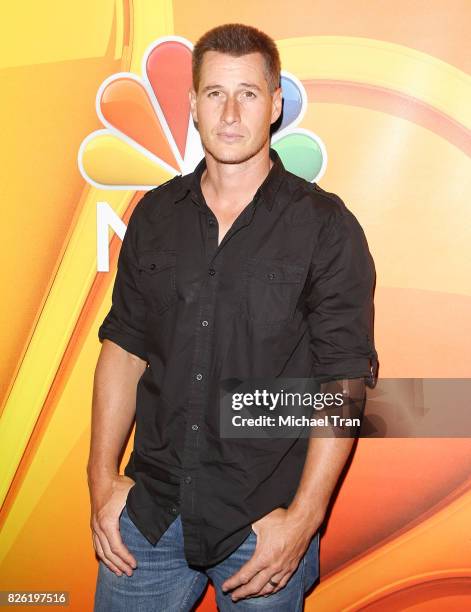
[100,531,133,576]
[230,567,282,601]
[258,569,291,597]
[221,550,268,593]
[93,532,123,576]
[107,519,138,570]
[96,520,136,575]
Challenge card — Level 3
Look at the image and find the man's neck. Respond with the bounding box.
[200,145,273,211]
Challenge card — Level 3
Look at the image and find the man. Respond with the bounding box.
[89,23,378,611]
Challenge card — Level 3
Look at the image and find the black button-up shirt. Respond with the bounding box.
[97,147,379,567]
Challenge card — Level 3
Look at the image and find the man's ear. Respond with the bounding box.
[271,86,282,125]
[189,88,198,123]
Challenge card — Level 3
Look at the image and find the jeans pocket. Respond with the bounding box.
[118,505,130,531]
[303,533,320,593]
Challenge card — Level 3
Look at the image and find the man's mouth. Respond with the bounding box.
[217,133,244,141]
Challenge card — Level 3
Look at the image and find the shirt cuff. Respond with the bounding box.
[311,357,374,383]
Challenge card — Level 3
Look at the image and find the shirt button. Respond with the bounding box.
[184,476,192,484]
[208,268,216,276]
[196,373,203,381]
[201,320,209,327]
[208,218,216,226]
[192,424,199,431]
[170,506,178,514]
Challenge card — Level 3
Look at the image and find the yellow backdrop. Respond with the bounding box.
[1,1,470,610]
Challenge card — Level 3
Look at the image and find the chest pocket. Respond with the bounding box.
[137,250,178,315]
[243,257,305,324]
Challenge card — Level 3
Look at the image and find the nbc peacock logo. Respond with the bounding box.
[78,36,327,190]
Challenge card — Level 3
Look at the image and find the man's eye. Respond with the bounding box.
[209,91,221,97]
[243,91,256,98]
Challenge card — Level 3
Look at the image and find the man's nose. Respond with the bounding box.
[221,96,240,124]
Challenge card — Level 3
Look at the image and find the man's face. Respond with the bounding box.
[189,51,282,164]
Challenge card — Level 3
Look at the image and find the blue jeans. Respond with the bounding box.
[94,505,320,611]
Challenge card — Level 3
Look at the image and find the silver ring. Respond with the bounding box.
[268,578,279,587]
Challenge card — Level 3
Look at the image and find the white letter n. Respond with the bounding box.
[96,202,127,272]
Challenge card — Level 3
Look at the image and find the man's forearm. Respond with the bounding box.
[287,378,366,532]
[287,435,355,530]
[87,339,147,484]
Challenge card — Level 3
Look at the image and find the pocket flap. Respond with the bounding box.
[247,257,304,284]
[138,250,176,274]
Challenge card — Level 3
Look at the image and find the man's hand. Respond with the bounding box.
[221,506,321,602]
[89,474,137,577]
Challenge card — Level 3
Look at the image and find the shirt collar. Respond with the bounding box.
[173,146,286,212]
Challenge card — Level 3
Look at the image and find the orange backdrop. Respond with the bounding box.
[1,1,470,610]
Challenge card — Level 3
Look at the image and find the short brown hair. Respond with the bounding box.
[192,23,281,94]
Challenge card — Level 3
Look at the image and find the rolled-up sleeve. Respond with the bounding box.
[98,201,148,362]
[307,204,379,387]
